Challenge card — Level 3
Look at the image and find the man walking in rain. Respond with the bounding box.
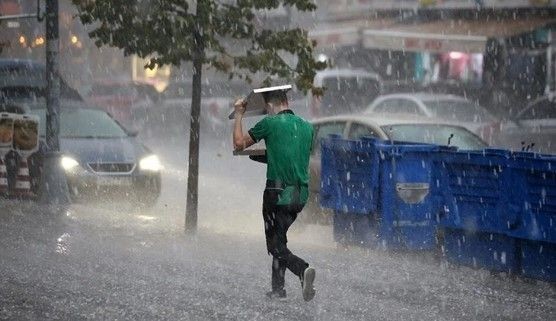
[232,89,316,301]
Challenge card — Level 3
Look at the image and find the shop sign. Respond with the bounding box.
[7,21,19,28]
[404,38,443,51]
[309,27,359,48]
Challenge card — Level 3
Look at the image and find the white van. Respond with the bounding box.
[307,69,382,119]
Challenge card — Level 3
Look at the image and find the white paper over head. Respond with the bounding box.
[228,84,292,119]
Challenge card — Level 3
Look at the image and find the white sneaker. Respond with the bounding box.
[301,267,316,302]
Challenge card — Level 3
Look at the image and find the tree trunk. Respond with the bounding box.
[45,0,60,152]
[185,17,205,233]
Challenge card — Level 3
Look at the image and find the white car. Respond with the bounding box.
[307,69,382,119]
[499,93,556,153]
[303,113,488,224]
[365,93,500,145]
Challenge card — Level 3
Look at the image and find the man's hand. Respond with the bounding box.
[234,98,247,116]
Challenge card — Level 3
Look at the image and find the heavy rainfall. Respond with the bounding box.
[1,0,555,320]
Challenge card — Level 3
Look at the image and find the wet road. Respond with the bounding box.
[1,132,555,320]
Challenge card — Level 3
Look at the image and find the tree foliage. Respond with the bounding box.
[72,0,326,92]
[71,0,326,232]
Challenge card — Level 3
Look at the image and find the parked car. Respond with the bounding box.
[0,58,83,101]
[86,80,159,131]
[499,93,556,153]
[308,69,382,119]
[365,93,500,145]
[303,113,488,224]
[14,99,162,207]
[161,79,250,137]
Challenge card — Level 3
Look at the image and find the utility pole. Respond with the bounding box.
[39,0,70,205]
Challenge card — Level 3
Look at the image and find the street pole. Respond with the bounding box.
[39,0,70,205]
[46,0,60,152]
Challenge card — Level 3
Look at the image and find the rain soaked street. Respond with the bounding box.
[1,133,555,321]
[2,0,556,319]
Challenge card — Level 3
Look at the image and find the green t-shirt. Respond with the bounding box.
[248,110,314,206]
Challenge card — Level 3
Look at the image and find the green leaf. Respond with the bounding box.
[72,0,325,92]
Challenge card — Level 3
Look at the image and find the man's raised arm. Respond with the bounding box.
[232,98,255,151]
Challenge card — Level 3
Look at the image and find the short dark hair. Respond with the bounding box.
[262,90,288,105]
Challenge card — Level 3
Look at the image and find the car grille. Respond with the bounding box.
[88,163,135,173]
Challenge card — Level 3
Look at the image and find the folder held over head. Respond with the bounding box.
[228,84,292,120]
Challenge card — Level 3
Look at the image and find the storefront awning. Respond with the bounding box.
[309,26,360,48]
[362,17,556,53]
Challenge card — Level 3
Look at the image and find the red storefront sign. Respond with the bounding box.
[404,38,443,51]
[0,0,21,15]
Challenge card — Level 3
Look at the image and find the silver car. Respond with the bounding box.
[307,68,382,118]
[365,93,499,145]
[499,93,556,153]
[303,113,488,224]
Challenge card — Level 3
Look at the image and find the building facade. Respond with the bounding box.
[309,0,556,115]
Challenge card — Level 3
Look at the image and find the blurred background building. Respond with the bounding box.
[0,0,555,116]
[306,0,556,116]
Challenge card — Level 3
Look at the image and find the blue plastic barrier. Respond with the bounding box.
[322,136,445,250]
[321,136,556,280]
[435,149,517,234]
[435,149,525,274]
[319,134,341,211]
[519,239,556,282]
[443,228,518,274]
[320,135,378,214]
[508,152,556,244]
[508,152,556,282]
[368,138,446,250]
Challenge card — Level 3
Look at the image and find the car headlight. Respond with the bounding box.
[61,156,79,171]
[139,154,162,172]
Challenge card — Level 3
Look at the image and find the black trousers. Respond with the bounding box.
[262,187,308,291]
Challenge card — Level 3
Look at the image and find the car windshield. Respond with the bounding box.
[422,99,494,122]
[383,124,487,150]
[31,108,128,138]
